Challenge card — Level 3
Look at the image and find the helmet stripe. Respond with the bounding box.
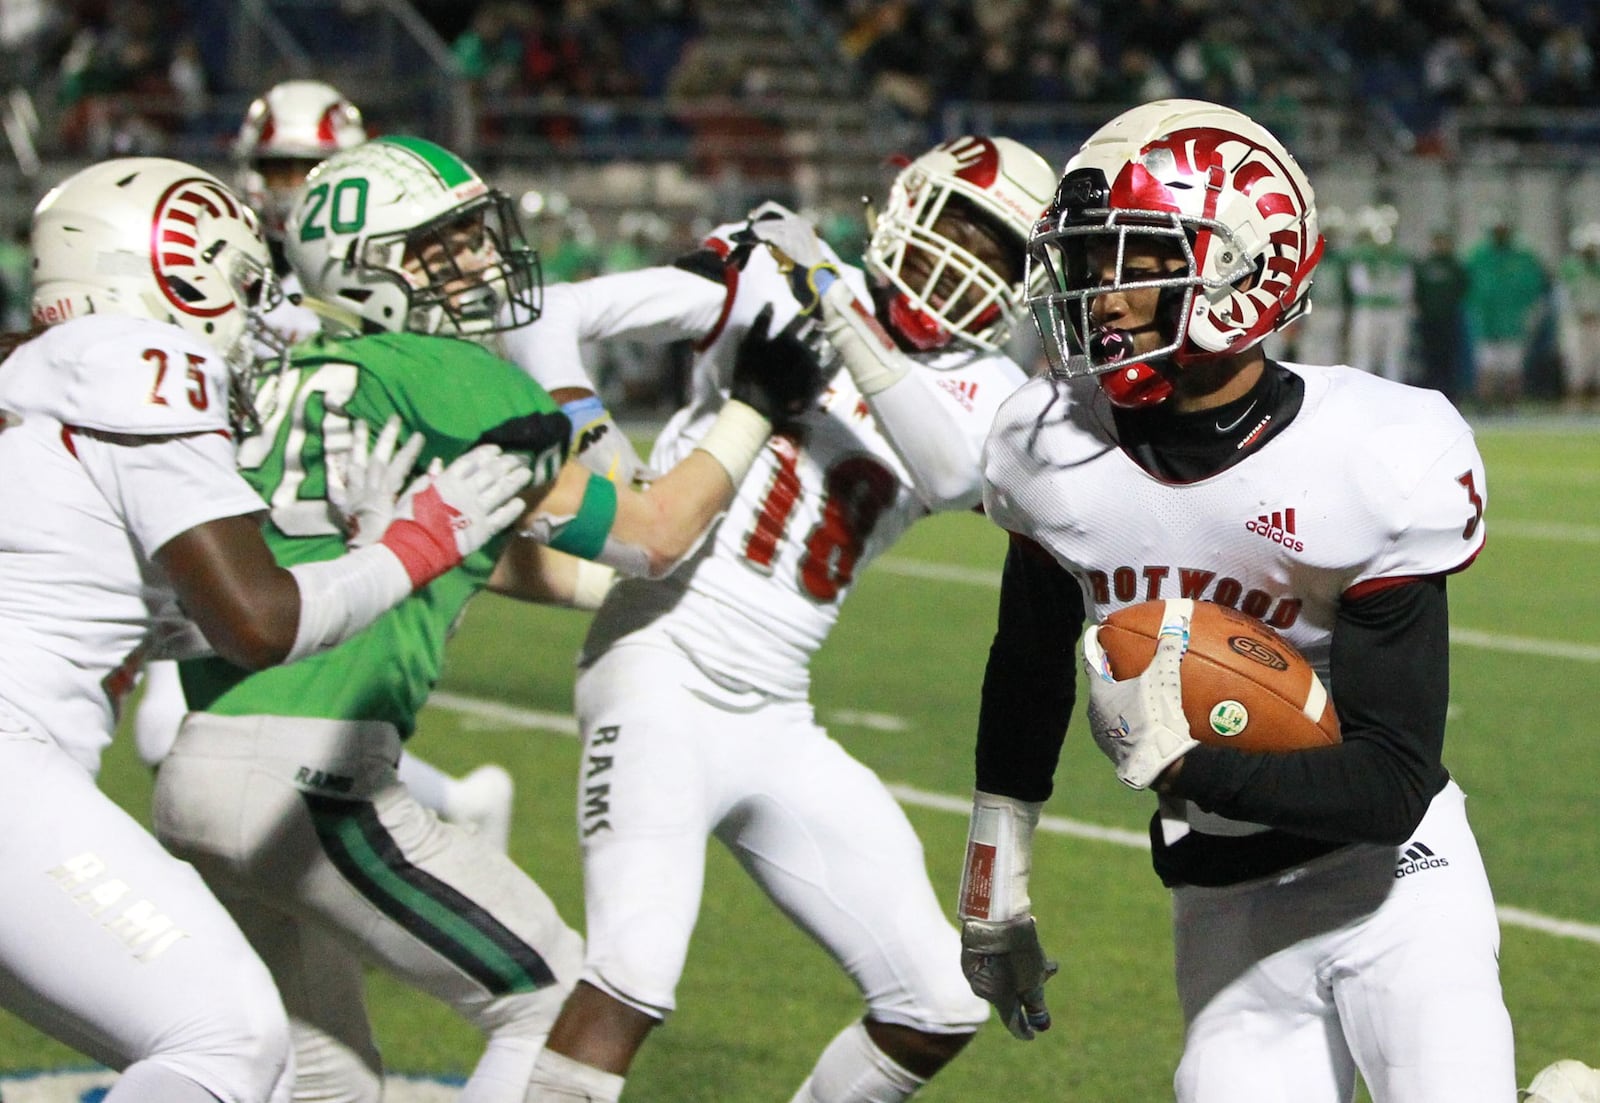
[377,135,476,188]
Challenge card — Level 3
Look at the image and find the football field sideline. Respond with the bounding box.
[425,691,1600,948]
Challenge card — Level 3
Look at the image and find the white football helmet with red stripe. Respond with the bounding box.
[1028,99,1323,407]
[30,157,278,424]
[233,79,367,240]
[864,135,1055,354]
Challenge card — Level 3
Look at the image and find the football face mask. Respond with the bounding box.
[1026,99,1323,406]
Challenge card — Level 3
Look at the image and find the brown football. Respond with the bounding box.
[1095,599,1341,753]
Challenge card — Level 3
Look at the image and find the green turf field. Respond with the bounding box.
[5,419,1596,1100]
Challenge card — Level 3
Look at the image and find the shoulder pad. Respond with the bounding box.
[0,316,232,435]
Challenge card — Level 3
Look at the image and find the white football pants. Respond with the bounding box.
[153,713,583,1103]
[0,721,291,1102]
[1172,781,1515,1103]
[572,642,987,1033]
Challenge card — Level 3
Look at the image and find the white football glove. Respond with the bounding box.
[334,416,426,549]
[377,444,533,588]
[1081,599,1199,790]
[745,202,839,312]
[960,916,1059,1041]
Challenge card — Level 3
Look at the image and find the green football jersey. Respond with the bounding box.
[181,331,561,735]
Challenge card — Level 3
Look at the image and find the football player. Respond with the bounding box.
[149,135,824,1103]
[134,78,523,851]
[957,99,1516,1102]
[0,157,529,1103]
[510,136,1056,1103]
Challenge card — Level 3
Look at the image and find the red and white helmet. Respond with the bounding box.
[31,157,278,425]
[864,135,1055,354]
[233,79,367,239]
[1028,99,1323,407]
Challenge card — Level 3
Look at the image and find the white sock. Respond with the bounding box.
[524,1049,625,1103]
[461,1036,544,1103]
[397,749,454,812]
[789,1021,926,1103]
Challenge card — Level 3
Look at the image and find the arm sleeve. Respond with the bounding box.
[818,279,1002,510]
[497,267,729,393]
[1168,576,1452,844]
[974,534,1086,803]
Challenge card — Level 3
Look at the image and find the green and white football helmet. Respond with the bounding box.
[284,135,540,340]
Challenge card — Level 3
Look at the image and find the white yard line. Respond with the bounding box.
[425,692,1600,947]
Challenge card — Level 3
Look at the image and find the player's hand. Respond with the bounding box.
[730,303,828,427]
[960,915,1059,1041]
[378,444,533,588]
[746,202,838,313]
[1082,603,1198,790]
[336,415,425,549]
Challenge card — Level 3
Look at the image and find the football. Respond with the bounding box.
[1094,598,1341,753]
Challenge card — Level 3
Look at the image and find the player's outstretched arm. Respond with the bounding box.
[510,303,826,580]
[157,433,531,670]
[751,207,987,508]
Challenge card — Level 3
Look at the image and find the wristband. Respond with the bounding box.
[693,399,771,484]
[285,545,413,664]
[957,790,1044,922]
[546,473,618,560]
[571,558,618,611]
[560,396,607,435]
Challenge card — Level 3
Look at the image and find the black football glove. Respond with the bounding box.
[730,303,828,427]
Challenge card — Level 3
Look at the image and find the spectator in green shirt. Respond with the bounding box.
[1464,215,1548,412]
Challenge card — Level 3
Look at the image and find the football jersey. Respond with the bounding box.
[984,362,1487,835]
[0,316,265,771]
[569,216,1028,698]
[180,331,558,734]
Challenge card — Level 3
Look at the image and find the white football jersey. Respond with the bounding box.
[566,218,1027,697]
[0,316,265,772]
[984,363,1489,681]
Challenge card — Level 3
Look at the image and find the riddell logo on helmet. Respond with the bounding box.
[1244,508,1304,552]
[33,297,75,324]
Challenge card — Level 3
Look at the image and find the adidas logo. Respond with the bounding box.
[1244,507,1305,552]
[937,377,979,412]
[1395,840,1449,878]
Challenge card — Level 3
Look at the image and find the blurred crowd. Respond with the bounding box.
[1326,0,1596,153]
[827,0,1293,122]
[1273,205,1600,415]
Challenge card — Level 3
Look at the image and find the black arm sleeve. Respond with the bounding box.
[1167,576,1452,845]
[973,533,1086,802]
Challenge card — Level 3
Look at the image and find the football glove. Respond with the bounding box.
[378,445,533,588]
[746,202,839,314]
[558,395,655,486]
[335,415,425,550]
[730,303,828,427]
[960,916,1059,1041]
[1082,599,1198,790]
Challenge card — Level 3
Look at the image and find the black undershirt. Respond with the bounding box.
[976,362,1452,887]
